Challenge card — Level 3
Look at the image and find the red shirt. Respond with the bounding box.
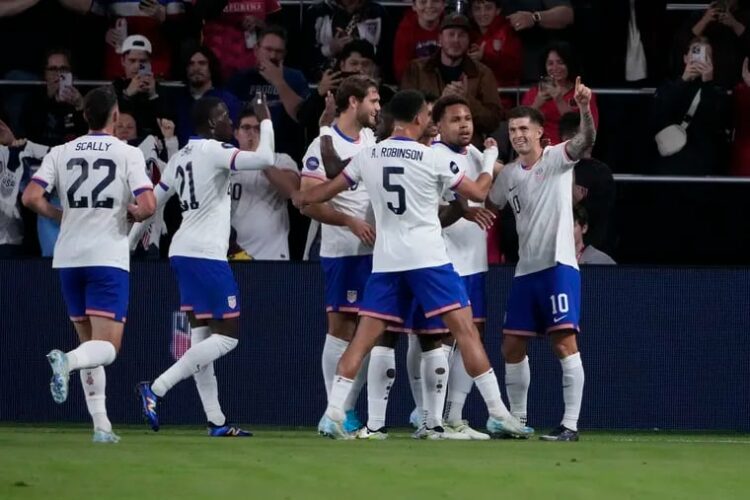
[203,0,282,81]
[473,16,522,88]
[393,10,441,84]
[731,83,750,176]
[521,85,599,145]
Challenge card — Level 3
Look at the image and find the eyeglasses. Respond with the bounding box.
[46,65,71,73]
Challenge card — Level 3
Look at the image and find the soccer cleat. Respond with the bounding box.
[136,382,160,432]
[412,425,461,440]
[355,426,388,440]
[540,425,579,442]
[444,420,491,441]
[208,422,253,437]
[343,409,363,434]
[319,414,352,440]
[317,415,326,436]
[409,408,422,429]
[486,415,534,439]
[46,349,70,404]
[92,429,121,443]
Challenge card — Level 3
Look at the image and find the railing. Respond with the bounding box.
[613,174,750,183]
[278,1,710,9]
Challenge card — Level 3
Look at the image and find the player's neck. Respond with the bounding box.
[335,114,362,141]
[88,127,113,136]
[391,123,421,142]
[518,146,543,168]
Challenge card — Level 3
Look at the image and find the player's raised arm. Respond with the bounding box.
[451,139,499,202]
[564,77,597,161]
[231,93,275,171]
[22,148,62,222]
[293,173,352,208]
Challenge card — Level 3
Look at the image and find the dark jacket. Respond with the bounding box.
[20,90,87,147]
[112,78,172,138]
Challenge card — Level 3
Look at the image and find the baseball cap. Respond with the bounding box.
[440,13,471,32]
[120,35,152,55]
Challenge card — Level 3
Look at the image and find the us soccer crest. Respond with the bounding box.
[346,290,358,304]
[228,295,237,309]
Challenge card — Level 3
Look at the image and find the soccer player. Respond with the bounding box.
[132,95,275,436]
[293,89,532,440]
[22,86,156,443]
[489,77,596,441]
[300,75,380,434]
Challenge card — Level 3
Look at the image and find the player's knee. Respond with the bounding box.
[502,337,527,363]
[552,337,579,359]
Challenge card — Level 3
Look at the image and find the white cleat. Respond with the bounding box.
[356,426,388,440]
[444,420,491,441]
[92,429,121,443]
[409,407,422,429]
[319,415,353,440]
[46,349,70,404]
[412,425,460,440]
[486,415,534,439]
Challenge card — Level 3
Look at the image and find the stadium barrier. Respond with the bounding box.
[1,260,748,431]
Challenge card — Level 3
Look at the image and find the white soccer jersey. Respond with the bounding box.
[31,133,152,271]
[0,141,49,245]
[160,138,242,261]
[434,142,489,277]
[230,153,298,260]
[489,142,579,276]
[343,137,465,273]
[301,126,375,258]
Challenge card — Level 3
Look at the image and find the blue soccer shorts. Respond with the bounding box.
[59,266,129,323]
[320,254,373,313]
[170,256,240,320]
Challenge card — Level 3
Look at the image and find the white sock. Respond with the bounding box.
[343,353,369,412]
[325,375,353,422]
[421,348,449,429]
[505,356,530,424]
[406,335,423,418]
[66,340,116,371]
[322,334,348,399]
[442,343,453,359]
[191,326,226,426]
[560,352,584,431]
[444,346,474,424]
[366,346,395,430]
[152,334,238,398]
[474,368,511,420]
[80,366,111,433]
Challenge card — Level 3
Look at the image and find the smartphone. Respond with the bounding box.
[538,75,554,93]
[689,44,707,64]
[138,61,152,76]
[58,72,72,100]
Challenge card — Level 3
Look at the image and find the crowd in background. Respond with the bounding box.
[0,0,749,262]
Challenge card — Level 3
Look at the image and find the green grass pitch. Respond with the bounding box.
[1,426,748,499]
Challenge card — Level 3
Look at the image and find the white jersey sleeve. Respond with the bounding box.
[342,149,364,185]
[274,153,299,173]
[432,147,466,192]
[32,146,62,194]
[301,138,326,182]
[489,169,509,208]
[125,146,153,195]
[548,141,578,172]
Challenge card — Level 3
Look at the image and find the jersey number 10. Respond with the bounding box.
[176,162,200,212]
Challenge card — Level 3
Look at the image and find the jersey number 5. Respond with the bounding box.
[175,162,200,211]
[66,158,116,209]
[383,166,406,215]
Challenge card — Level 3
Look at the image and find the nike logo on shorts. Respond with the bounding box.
[553,315,567,323]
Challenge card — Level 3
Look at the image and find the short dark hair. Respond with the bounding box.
[337,40,376,67]
[335,75,378,114]
[44,47,72,72]
[259,25,288,45]
[236,105,256,127]
[423,92,439,105]
[192,96,224,130]
[507,106,545,126]
[83,86,118,130]
[573,204,588,226]
[538,41,580,81]
[388,90,425,123]
[431,95,470,123]
[559,112,580,141]
[182,44,223,86]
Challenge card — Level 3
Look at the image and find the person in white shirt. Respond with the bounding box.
[300,75,380,435]
[293,89,532,440]
[488,77,596,442]
[131,95,275,437]
[22,86,156,443]
[231,108,300,260]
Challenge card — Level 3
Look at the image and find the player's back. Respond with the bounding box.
[345,137,463,273]
[39,133,151,271]
[164,138,234,261]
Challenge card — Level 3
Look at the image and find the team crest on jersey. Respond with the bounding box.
[346,290,358,303]
[228,295,237,309]
[0,170,16,198]
[449,161,459,174]
[534,167,545,180]
[306,157,319,171]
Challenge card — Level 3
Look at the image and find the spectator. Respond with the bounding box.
[231,107,300,260]
[502,0,574,83]
[111,34,172,138]
[731,58,750,176]
[202,0,283,81]
[683,0,750,88]
[227,26,310,160]
[301,0,391,82]
[401,13,501,142]
[521,41,598,145]
[651,37,730,176]
[94,0,186,79]
[393,0,445,83]
[173,46,241,146]
[574,205,616,265]
[20,48,87,147]
[560,112,615,253]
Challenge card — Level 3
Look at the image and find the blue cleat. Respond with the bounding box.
[93,430,121,443]
[136,382,160,431]
[320,414,352,440]
[208,422,253,437]
[409,407,423,429]
[343,409,362,433]
[317,415,326,436]
[46,349,70,404]
[487,415,534,439]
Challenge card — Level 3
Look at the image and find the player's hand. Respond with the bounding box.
[484,137,497,150]
[127,203,150,223]
[158,118,175,139]
[253,92,271,122]
[0,118,16,146]
[319,92,336,127]
[291,190,307,209]
[463,206,496,231]
[573,76,592,109]
[347,217,376,246]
